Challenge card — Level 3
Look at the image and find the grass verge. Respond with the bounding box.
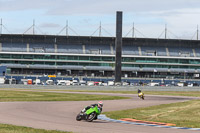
[103,99,200,128]
[0,123,71,133]
[2,88,200,97]
[48,90,200,97]
[0,90,128,102]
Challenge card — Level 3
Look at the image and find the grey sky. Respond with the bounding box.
[0,0,200,39]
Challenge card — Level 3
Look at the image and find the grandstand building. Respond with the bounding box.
[0,34,200,79]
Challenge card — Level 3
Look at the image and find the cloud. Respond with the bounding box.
[0,0,62,11]
[44,0,200,16]
[1,0,200,38]
[1,0,200,15]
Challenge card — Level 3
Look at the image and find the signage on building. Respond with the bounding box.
[48,75,56,77]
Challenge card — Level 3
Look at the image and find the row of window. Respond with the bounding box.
[1,54,200,64]
[1,60,200,69]
[0,54,113,61]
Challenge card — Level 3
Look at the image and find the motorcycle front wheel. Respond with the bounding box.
[86,112,97,122]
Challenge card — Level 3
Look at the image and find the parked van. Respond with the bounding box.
[65,80,71,86]
[57,80,66,85]
[35,79,41,85]
[148,82,159,86]
[87,81,94,86]
[177,81,187,87]
[102,82,108,86]
[46,80,54,85]
[122,82,129,86]
[0,77,5,84]
[108,81,114,86]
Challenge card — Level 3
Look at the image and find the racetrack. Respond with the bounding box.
[0,91,199,133]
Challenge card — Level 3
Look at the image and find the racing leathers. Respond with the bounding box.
[82,104,102,113]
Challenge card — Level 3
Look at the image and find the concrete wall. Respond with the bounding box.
[1,34,200,48]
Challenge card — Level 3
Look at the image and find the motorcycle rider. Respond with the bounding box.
[138,89,142,94]
[138,89,144,98]
[81,101,103,113]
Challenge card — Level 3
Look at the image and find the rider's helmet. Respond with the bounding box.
[138,89,141,93]
[98,101,103,108]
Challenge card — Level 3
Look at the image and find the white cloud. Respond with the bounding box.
[0,0,199,14]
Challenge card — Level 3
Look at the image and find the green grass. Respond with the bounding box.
[2,88,200,97]
[54,90,200,97]
[104,100,200,128]
[31,89,200,97]
[0,123,70,133]
[143,91,200,97]
[0,90,129,102]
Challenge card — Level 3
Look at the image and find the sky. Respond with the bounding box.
[0,0,200,39]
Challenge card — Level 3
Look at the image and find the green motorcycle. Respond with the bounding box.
[76,105,101,122]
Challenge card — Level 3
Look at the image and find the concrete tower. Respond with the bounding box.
[115,11,123,84]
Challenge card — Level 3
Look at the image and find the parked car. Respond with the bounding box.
[57,80,66,85]
[79,80,87,86]
[72,80,79,85]
[87,81,94,86]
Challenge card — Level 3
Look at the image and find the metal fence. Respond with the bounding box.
[0,84,200,91]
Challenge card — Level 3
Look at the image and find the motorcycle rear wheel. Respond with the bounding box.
[142,96,144,100]
[76,114,82,121]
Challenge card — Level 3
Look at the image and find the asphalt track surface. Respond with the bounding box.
[0,91,199,133]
